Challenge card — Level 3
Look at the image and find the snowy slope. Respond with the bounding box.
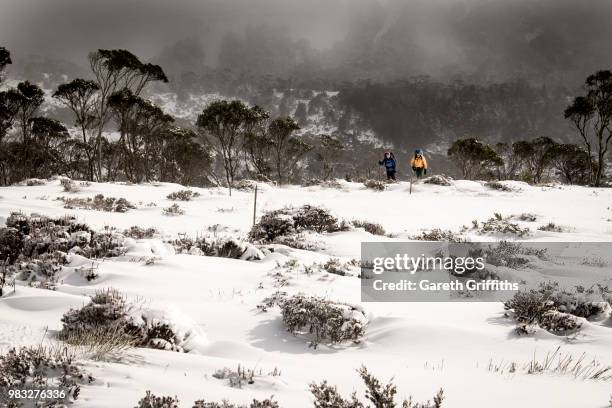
[1,179,612,407]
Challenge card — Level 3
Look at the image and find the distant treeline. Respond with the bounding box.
[1,45,611,187]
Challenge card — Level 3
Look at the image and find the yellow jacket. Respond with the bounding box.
[410,155,428,169]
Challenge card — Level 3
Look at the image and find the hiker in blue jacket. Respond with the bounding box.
[379,151,397,180]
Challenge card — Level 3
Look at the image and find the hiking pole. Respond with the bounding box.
[409,170,413,195]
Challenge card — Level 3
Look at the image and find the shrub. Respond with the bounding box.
[169,235,262,260]
[61,289,199,354]
[25,178,47,186]
[60,178,80,192]
[322,258,350,276]
[485,181,514,192]
[310,366,444,408]
[352,220,385,236]
[135,391,179,408]
[363,179,386,191]
[162,203,185,216]
[279,295,367,348]
[192,397,279,408]
[504,282,611,335]
[167,189,200,201]
[515,213,537,222]
[60,194,136,212]
[538,311,583,335]
[234,179,257,191]
[504,283,558,325]
[538,222,565,232]
[423,174,452,186]
[0,346,94,406]
[411,229,463,242]
[249,205,347,244]
[484,241,546,269]
[124,226,158,239]
[475,213,530,237]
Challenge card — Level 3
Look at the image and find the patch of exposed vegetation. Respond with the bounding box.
[60,194,136,213]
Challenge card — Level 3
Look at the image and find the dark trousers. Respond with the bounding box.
[386,170,396,180]
[414,168,424,178]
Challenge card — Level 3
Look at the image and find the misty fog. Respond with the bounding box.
[2,0,612,84]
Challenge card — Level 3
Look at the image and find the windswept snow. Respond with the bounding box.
[1,178,612,407]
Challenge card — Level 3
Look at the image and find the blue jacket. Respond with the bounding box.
[379,157,396,171]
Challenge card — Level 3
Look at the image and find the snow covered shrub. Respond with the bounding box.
[60,194,136,212]
[167,189,200,201]
[538,311,583,335]
[169,235,262,260]
[352,220,385,236]
[249,205,346,244]
[25,178,47,186]
[135,391,179,408]
[60,289,197,354]
[504,283,558,325]
[192,397,279,408]
[411,229,464,242]
[485,181,513,192]
[213,366,252,388]
[279,295,367,348]
[504,282,611,335]
[60,178,80,192]
[14,251,67,289]
[234,179,257,191]
[423,174,453,186]
[310,366,444,408]
[0,227,22,263]
[60,289,133,338]
[322,258,350,276]
[515,213,537,222]
[0,346,94,406]
[538,222,565,232]
[162,203,185,216]
[363,179,386,191]
[475,213,530,237]
[484,241,546,268]
[124,226,158,239]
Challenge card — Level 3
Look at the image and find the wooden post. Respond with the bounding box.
[253,184,258,225]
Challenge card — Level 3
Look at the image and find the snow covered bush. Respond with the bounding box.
[485,181,514,192]
[363,179,386,191]
[249,205,347,245]
[60,194,136,212]
[504,282,611,335]
[484,241,546,268]
[515,213,537,222]
[60,178,80,192]
[475,213,530,237]
[162,203,185,216]
[538,222,565,232]
[423,174,453,186]
[60,289,199,354]
[411,228,464,242]
[25,178,47,186]
[135,391,179,408]
[167,189,200,201]
[310,366,444,408]
[322,258,352,276]
[191,397,279,408]
[538,310,583,335]
[168,235,262,260]
[234,179,258,191]
[124,226,158,239]
[211,364,280,389]
[0,346,94,406]
[352,220,385,236]
[279,295,368,348]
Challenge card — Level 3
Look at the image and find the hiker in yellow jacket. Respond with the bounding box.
[410,149,428,179]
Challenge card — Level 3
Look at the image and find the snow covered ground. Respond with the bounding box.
[1,178,611,407]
